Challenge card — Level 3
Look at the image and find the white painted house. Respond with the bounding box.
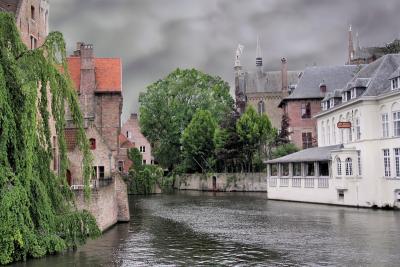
[266,54,400,208]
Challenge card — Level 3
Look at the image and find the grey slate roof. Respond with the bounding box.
[388,66,400,80]
[266,145,343,163]
[245,70,300,93]
[283,65,359,101]
[344,54,400,97]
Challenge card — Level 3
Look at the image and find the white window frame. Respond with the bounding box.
[383,149,391,177]
[382,113,389,138]
[330,99,335,108]
[393,111,400,137]
[394,148,400,177]
[392,77,399,90]
[345,158,353,176]
[357,151,362,176]
[337,158,342,176]
[355,117,361,140]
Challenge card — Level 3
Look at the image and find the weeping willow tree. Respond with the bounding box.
[0,13,100,264]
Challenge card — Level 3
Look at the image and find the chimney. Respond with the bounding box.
[281,57,288,91]
[319,81,327,94]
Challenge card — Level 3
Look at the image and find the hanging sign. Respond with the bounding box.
[337,121,351,128]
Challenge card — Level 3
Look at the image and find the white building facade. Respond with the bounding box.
[266,54,400,208]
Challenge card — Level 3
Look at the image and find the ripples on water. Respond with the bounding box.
[13,191,400,266]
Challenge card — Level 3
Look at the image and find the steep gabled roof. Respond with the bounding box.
[283,65,359,101]
[119,134,135,149]
[345,54,400,97]
[66,57,122,93]
[245,70,300,93]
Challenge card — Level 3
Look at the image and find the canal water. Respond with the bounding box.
[15,191,400,266]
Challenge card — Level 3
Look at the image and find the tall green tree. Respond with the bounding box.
[139,68,234,170]
[181,110,217,172]
[236,106,274,171]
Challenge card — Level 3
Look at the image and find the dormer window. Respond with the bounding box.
[330,99,335,108]
[351,88,357,99]
[342,93,347,102]
[391,77,399,90]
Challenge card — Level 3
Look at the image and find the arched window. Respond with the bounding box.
[345,158,353,176]
[258,100,265,114]
[346,113,352,142]
[326,119,330,145]
[354,110,361,140]
[89,138,96,150]
[321,121,325,145]
[392,102,400,137]
[339,115,344,144]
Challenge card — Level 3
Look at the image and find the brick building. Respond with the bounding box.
[279,65,359,149]
[65,42,123,185]
[234,38,300,129]
[122,113,154,166]
[0,0,49,49]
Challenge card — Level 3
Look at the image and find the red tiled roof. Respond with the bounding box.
[66,57,122,93]
[64,129,78,151]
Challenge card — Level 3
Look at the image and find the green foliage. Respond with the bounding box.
[236,106,274,171]
[125,148,164,195]
[272,143,299,159]
[383,39,400,54]
[0,13,99,264]
[181,110,217,172]
[139,68,234,170]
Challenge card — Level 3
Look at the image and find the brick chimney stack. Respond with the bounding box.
[77,42,95,118]
[281,57,288,91]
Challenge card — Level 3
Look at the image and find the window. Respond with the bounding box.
[31,5,35,20]
[305,162,315,176]
[258,101,265,114]
[393,111,400,136]
[330,99,335,108]
[281,163,289,176]
[351,88,356,99]
[319,161,329,176]
[394,148,400,177]
[89,138,96,150]
[98,166,105,179]
[383,149,391,177]
[301,102,311,119]
[93,166,97,179]
[30,36,37,49]
[142,159,147,165]
[118,161,124,172]
[140,146,146,152]
[337,158,342,176]
[292,163,302,176]
[321,122,325,145]
[338,189,345,201]
[126,131,132,139]
[355,117,361,140]
[357,151,362,176]
[345,158,353,176]
[382,113,389,137]
[302,132,313,149]
[392,78,399,90]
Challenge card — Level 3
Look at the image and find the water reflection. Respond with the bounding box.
[13,191,400,267]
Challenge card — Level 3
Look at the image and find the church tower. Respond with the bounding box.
[234,44,246,114]
[347,25,355,65]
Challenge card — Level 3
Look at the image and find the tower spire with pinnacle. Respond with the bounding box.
[256,35,262,67]
[347,24,355,64]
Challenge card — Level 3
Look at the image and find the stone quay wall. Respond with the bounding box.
[174,173,268,192]
[75,174,130,231]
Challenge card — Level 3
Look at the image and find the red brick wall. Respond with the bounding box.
[95,93,122,153]
[284,99,321,149]
[15,0,49,49]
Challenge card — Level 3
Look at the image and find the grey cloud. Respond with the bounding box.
[49,0,400,122]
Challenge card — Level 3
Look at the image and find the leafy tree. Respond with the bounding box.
[139,68,234,170]
[276,112,292,145]
[236,106,274,172]
[272,143,299,159]
[181,110,217,172]
[383,39,400,54]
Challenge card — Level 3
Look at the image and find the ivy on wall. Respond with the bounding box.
[0,13,99,264]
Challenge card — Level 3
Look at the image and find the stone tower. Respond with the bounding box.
[0,0,49,49]
[234,44,246,114]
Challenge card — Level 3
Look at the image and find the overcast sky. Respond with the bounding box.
[49,0,400,122]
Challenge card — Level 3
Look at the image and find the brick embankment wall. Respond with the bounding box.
[74,175,130,232]
[174,173,268,192]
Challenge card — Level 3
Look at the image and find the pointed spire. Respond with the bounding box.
[347,24,354,64]
[256,35,262,67]
[356,32,360,50]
